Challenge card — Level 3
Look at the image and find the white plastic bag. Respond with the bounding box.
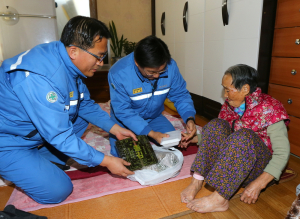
[127,145,184,186]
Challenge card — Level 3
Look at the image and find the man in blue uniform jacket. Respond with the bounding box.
[108,36,197,157]
[0,16,137,204]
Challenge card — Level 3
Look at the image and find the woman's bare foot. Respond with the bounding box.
[186,190,229,213]
[180,178,203,203]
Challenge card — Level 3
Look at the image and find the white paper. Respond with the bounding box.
[160,130,181,147]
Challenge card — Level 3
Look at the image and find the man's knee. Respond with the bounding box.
[30,175,73,204]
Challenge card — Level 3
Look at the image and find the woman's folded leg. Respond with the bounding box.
[205,128,272,200]
[181,118,231,203]
[186,128,272,213]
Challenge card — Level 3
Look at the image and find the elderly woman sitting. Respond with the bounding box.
[180,64,290,213]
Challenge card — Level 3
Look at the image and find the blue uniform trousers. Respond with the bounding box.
[109,114,175,157]
[0,117,88,204]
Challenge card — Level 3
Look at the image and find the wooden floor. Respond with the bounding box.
[175,155,299,219]
[0,107,298,218]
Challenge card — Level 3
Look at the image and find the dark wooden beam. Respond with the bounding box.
[257,0,278,93]
[151,0,155,36]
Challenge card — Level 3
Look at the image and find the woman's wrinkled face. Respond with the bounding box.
[222,74,247,108]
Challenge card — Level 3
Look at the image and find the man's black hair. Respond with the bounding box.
[225,64,258,93]
[60,16,111,49]
[134,35,171,68]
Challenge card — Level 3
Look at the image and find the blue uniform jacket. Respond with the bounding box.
[0,41,115,167]
[108,53,196,135]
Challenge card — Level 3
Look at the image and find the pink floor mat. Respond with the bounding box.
[6,102,202,212]
[7,154,196,212]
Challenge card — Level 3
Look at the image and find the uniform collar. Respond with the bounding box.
[58,41,86,79]
[133,62,146,82]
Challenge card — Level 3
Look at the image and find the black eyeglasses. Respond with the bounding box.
[69,44,108,63]
[143,66,168,76]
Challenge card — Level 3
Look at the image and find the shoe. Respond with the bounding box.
[279,167,297,184]
[1,204,47,219]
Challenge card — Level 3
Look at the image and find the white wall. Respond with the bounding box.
[203,0,263,103]
[156,0,263,104]
[174,0,205,96]
[55,0,90,39]
[156,0,176,59]
[0,0,58,60]
[156,0,205,96]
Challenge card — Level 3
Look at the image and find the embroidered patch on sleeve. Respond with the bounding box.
[133,87,143,94]
[46,91,58,103]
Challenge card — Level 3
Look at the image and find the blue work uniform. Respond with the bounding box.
[0,41,115,204]
[108,53,196,157]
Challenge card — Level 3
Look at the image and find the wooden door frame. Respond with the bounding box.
[89,0,98,19]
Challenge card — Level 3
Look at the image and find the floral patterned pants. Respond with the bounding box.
[191,118,272,199]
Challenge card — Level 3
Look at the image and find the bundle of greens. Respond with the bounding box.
[115,135,158,171]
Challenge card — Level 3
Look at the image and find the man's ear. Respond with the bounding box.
[67,46,79,60]
[242,84,250,96]
[134,60,139,67]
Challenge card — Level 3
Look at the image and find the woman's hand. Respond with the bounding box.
[109,124,138,141]
[148,130,169,144]
[240,180,263,204]
[179,118,197,148]
[186,119,197,139]
[240,172,274,204]
[179,132,198,148]
[100,155,134,177]
[178,119,198,148]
